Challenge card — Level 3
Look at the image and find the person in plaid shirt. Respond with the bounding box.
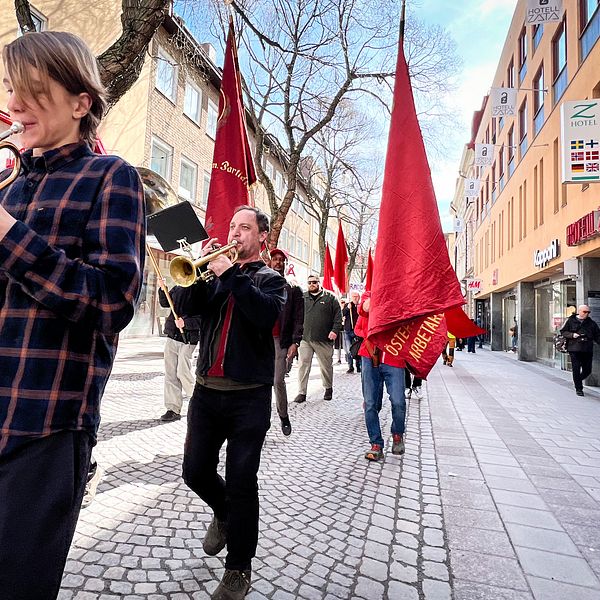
[0,32,145,599]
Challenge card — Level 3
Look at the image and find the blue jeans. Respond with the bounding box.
[344,331,360,370]
[361,357,406,448]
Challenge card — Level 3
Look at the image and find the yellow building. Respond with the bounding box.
[459,0,600,384]
[0,2,338,335]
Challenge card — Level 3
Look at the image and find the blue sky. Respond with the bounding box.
[418,0,518,229]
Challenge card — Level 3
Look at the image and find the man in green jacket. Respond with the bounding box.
[294,275,342,403]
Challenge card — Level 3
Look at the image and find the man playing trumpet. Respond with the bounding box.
[181,205,286,600]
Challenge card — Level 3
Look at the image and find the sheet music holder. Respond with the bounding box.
[147,200,208,252]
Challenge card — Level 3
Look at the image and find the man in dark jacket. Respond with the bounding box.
[342,290,361,373]
[294,275,342,403]
[561,305,600,396]
[181,206,285,600]
[269,249,303,436]
[157,283,201,421]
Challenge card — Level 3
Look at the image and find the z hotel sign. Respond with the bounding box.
[567,210,600,246]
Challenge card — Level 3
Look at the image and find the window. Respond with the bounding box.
[289,234,296,257]
[552,19,567,104]
[207,98,218,138]
[303,242,309,262]
[518,27,528,83]
[275,171,285,198]
[580,0,600,59]
[533,24,544,51]
[179,156,198,203]
[156,47,177,102]
[184,81,201,124]
[519,100,528,158]
[202,171,211,208]
[266,161,274,182]
[499,146,505,191]
[313,250,320,272]
[281,228,288,251]
[491,117,497,144]
[507,58,515,89]
[17,6,46,33]
[533,65,545,136]
[150,137,173,181]
[508,126,515,177]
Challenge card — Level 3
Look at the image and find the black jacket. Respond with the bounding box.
[276,281,304,349]
[158,286,201,344]
[302,289,343,343]
[560,314,600,353]
[183,261,286,385]
[342,302,359,333]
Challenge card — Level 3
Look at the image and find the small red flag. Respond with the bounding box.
[366,40,464,378]
[365,249,374,292]
[333,221,349,294]
[323,244,335,292]
[205,18,257,244]
[445,306,486,338]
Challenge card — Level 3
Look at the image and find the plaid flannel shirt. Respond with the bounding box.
[0,142,145,457]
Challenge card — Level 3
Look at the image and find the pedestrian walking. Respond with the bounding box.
[294,275,342,403]
[158,283,200,422]
[560,304,600,397]
[342,290,362,373]
[0,31,145,600]
[442,333,456,366]
[405,369,423,400]
[181,206,286,600]
[269,248,304,436]
[355,292,406,461]
[509,319,518,352]
[467,320,478,353]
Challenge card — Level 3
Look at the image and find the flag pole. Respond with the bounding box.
[399,0,406,47]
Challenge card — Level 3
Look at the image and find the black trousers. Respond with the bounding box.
[183,384,271,571]
[0,431,92,600]
[569,351,594,392]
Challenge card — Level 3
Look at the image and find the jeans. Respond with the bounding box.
[467,336,476,353]
[569,351,594,392]
[183,384,271,570]
[0,431,92,599]
[361,357,406,448]
[344,331,360,370]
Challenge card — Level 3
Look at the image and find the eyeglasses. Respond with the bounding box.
[582,310,591,314]
[308,281,319,285]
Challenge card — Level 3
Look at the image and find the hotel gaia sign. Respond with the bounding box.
[561,100,600,183]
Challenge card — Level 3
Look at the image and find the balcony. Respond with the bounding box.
[581,7,600,61]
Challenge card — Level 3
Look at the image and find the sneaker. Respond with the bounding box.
[364,444,383,461]
[346,368,355,374]
[405,387,412,399]
[392,434,405,455]
[81,462,104,508]
[576,389,584,396]
[412,387,422,400]
[203,516,227,556]
[323,388,333,401]
[211,569,251,600]
[293,393,306,404]
[280,416,292,436]
[161,410,181,422]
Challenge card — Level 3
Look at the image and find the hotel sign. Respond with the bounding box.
[561,100,600,183]
[566,210,600,246]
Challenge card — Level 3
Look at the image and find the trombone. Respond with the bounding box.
[170,241,238,287]
[0,121,24,191]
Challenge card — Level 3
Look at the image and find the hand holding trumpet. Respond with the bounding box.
[201,237,234,277]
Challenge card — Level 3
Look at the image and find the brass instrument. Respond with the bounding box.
[137,167,186,337]
[170,241,239,287]
[0,121,24,191]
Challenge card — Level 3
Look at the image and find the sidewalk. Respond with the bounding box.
[57,337,600,600]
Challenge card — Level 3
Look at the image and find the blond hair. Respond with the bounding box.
[3,31,107,148]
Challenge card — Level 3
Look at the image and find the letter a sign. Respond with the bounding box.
[491,87,517,117]
[526,0,562,24]
[475,143,495,166]
[464,178,481,198]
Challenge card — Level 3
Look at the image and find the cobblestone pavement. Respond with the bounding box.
[58,338,600,600]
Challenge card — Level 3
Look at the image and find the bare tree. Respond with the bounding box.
[14,0,170,108]
[187,0,459,248]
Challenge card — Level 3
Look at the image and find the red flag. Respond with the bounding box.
[205,18,257,243]
[366,40,464,378]
[365,249,374,292]
[445,306,486,338]
[333,221,349,294]
[323,244,335,292]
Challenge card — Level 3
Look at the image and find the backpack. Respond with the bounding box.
[553,332,568,354]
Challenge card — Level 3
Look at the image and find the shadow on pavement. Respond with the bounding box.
[108,371,164,381]
[97,417,170,442]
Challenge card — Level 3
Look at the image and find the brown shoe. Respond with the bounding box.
[324,388,333,401]
[293,393,306,403]
[203,516,227,556]
[211,569,251,599]
[392,434,405,455]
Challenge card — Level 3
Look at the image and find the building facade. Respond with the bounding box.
[458,0,600,384]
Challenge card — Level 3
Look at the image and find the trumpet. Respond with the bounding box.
[0,121,24,191]
[170,241,239,287]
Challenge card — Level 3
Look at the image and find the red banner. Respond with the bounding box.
[205,18,257,244]
[366,38,463,378]
[365,248,374,292]
[323,243,334,292]
[333,221,348,294]
[445,306,486,338]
